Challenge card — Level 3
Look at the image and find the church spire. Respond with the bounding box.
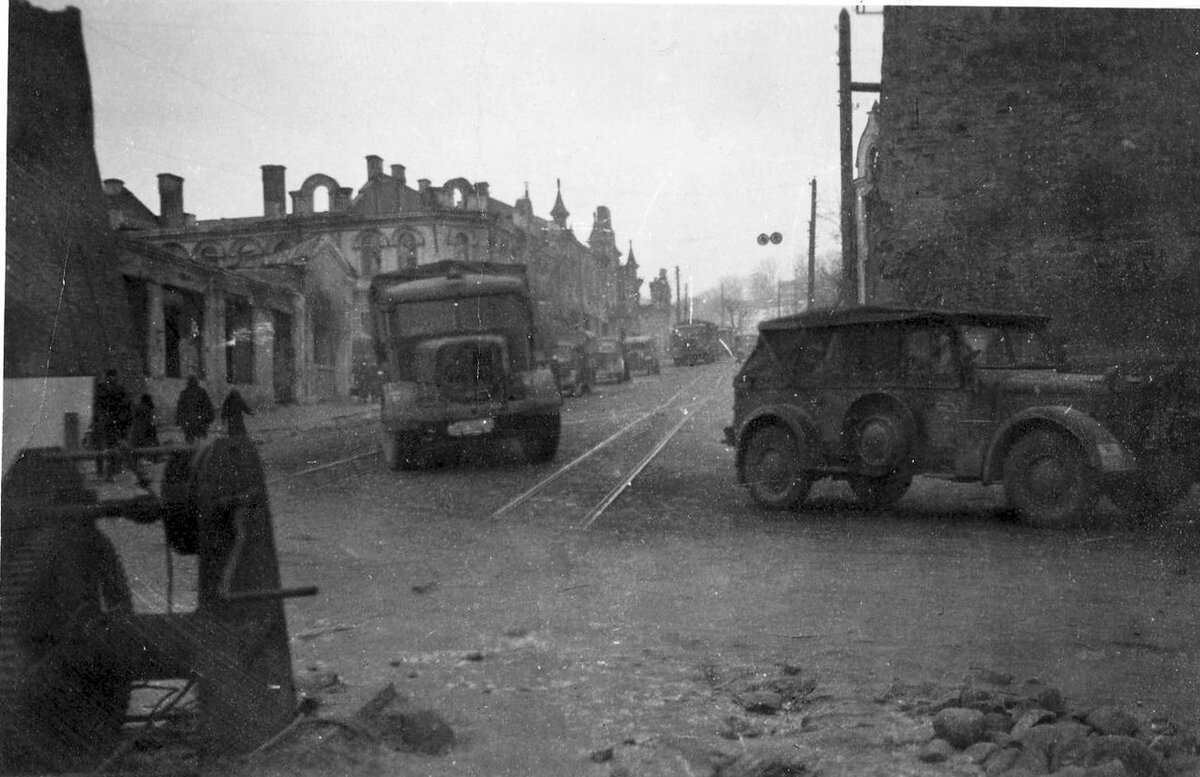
[627,240,638,268]
[550,178,570,228]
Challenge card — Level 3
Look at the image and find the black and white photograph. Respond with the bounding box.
[3,2,1199,775]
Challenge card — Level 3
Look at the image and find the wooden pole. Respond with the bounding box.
[838,9,859,305]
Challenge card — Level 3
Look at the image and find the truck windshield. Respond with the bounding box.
[959,323,1054,369]
[390,294,528,337]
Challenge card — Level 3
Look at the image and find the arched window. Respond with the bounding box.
[357,230,383,275]
[312,186,330,213]
[197,243,222,263]
[397,232,418,269]
[453,233,470,262]
[451,188,464,208]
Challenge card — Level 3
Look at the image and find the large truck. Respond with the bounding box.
[670,320,722,366]
[368,260,562,468]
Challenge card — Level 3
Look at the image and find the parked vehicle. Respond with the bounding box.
[725,305,1200,526]
[552,338,593,397]
[670,320,721,366]
[590,337,628,384]
[368,260,562,468]
[624,336,661,376]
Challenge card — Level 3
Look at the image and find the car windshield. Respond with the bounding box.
[390,294,527,337]
[959,323,1054,369]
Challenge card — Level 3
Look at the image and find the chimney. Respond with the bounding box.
[157,173,184,228]
[366,155,383,179]
[261,165,286,218]
[418,178,431,194]
[474,181,490,211]
[102,178,124,196]
[391,164,407,186]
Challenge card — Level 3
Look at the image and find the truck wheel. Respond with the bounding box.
[1004,429,1099,527]
[850,472,912,509]
[741,425,813,510]
[381,430,419,471]
[0,524,132,772]
[522,414,561,464]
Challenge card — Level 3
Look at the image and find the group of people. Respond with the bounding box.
[91,371,255,481]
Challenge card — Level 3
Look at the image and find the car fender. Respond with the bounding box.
[982,405,1137,483]
[734,404,823,484]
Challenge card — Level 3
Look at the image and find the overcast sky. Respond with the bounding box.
[38,0,883,298]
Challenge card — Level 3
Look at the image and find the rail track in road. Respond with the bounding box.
[487,369,729,529]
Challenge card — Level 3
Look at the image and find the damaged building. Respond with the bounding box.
[865,7,1200,362]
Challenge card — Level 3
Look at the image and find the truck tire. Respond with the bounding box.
[0,524,132,772]
[1004,429,1099,527]
[381,430,419,471]
[522,414,561,464]
[741,424,814,510]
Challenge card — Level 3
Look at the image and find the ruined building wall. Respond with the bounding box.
[873,7,1200,361]
[5,1,140,382]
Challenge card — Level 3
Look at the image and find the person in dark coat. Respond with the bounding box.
[220,388,253,437]
[126,394,159,486]
[94,369,132,480]
[175,376,215,443]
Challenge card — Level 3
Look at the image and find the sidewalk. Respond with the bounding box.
[159,398,379,447]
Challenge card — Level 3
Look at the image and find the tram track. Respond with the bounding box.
[487,369,728,529]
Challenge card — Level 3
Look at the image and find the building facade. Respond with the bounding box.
[110,158,650,405]
[871,7,1200,362]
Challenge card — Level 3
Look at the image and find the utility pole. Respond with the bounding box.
[808,177,817,309]
[674,266,682,323]
[839,8,881,305]
[838,9,858,304]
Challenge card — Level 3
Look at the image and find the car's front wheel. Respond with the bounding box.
[849,472,912,509]
[1003,429,1098,527]
[741,425,814,510]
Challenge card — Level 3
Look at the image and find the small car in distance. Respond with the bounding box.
[624,336,661,376]
[551,339,592,397]
[724,306,1200,527]
[590,337,628,384]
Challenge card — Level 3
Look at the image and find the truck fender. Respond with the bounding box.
[734,404,823,485]
[982,406,1137,483]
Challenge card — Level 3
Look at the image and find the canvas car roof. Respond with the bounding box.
[757,305,1048,332]
[370,272,525,304]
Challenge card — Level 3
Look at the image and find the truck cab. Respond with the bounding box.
[368,261,562,468]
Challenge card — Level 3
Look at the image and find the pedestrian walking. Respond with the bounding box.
[126,394,159,486]
[93,369,131,480]
[220,388,253,437]
[175,375,215,443]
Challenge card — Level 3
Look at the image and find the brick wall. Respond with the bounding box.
[873,7,1200,362]
[5,1,140,384]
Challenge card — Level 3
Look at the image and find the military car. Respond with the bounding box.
[724,306,1200,526]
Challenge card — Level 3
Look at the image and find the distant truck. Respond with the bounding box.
[368,260,562,468]
[670,320,721,366]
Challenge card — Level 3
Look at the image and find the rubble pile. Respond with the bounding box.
[886,671,1198,776]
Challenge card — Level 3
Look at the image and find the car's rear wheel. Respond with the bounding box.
[741,425,814,510]
[849,472,912,509]
[1004,429,1099,527]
